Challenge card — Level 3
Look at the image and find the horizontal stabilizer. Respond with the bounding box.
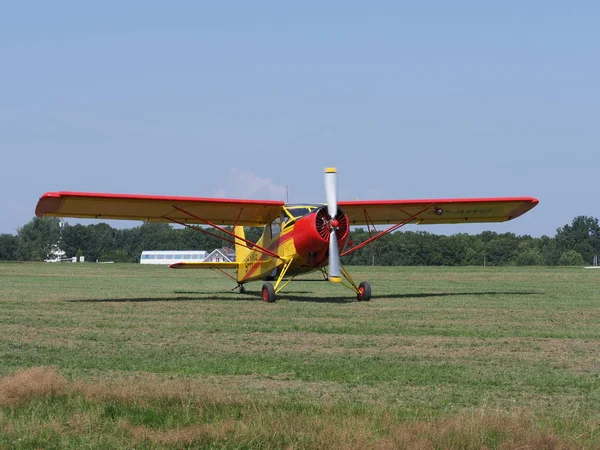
[169,262,239,269]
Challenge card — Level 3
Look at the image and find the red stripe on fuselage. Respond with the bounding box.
[241,231,295,282]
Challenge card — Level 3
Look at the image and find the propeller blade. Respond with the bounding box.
[328,229,341,282]
[324,167,338,218]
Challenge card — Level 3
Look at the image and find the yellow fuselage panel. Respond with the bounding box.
[237,223,315,283]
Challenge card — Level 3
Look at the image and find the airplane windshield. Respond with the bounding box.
[283,204,322,221]
[287,207,311,218]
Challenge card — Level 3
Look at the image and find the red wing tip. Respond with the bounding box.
[39,192,62,199]
[35,193,64,217]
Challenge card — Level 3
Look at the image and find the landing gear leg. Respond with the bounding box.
[260,259,296,303]
[333,264,373,302]
[232,283,246,293]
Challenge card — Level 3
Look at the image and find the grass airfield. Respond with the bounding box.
[0,262,599,449]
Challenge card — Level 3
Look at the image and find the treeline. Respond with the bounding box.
[0,216,599,266]
[0,219,260,263]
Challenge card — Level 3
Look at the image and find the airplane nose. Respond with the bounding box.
[293,207,349,262]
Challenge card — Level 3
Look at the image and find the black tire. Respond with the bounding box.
[357,281,371,302]
[262,282,276,303]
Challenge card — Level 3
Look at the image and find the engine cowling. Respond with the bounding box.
[293,207,349,264]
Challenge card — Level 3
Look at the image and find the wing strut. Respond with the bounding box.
[341,202,434,257]
[169,205,282,260]
[363,209,378,238]
[211,267,238,282]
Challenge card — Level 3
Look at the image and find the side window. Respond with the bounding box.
[270,217,281,239]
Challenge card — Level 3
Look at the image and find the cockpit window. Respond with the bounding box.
[283,204,322,220]
[287,207,311,218]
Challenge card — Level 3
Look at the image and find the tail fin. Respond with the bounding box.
[233,226,250,262]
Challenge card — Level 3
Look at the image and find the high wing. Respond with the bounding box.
[339,197,538,225]
[36,191,285,226]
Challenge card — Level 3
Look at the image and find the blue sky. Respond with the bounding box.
[1,1,598,236]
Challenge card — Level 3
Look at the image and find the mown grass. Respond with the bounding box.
[0,262,599,448]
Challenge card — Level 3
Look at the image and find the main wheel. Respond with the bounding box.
[357,281,371,302]
[262,282,276,303]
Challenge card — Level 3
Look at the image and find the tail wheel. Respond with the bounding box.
[357,281,371,302]
[262,282,276,303]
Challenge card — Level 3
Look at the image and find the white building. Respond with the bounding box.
[140,250,207,265]
[203,247,235,263]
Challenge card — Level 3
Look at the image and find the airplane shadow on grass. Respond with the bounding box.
[68,290,541,304]
[68,292,351,304]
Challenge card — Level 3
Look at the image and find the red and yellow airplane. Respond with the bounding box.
[36,168,538,302]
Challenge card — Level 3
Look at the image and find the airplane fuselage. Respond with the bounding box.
[237,205,349,284]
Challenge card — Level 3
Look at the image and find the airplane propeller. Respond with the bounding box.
[324,168,341,282]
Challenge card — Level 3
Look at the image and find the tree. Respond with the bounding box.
[555,216,600,265]
[515,249,545,266]
[464,238,486,266]
[558,250,585,266]
[62,224,90,258]
[433,234,470,266]
[538,235,561,266]
[17,217,61,261]
[99,249,129,263]
[114,227,143,262]
[10,214,600,267]
[484,234,520,266]
[245,227,263,244]
[180,226,226,253]
[0,234,18,260]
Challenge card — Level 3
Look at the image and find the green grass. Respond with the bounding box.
[1,263,599,448]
